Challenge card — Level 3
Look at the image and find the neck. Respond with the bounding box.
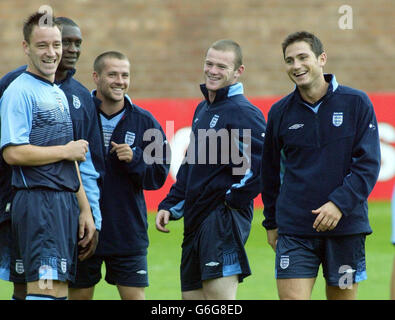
[27,67,55,83]
[208,90,216,103]
[98,94,125,116]
[55,69,69,82]
[298,75,329,104]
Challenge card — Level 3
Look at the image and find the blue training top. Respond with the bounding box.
[0,72,79,192]
[0,66,103,230]
[261,74,381,236]
[158,82,267,235]
[93,93,170,255]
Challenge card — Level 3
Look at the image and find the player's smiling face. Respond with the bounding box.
[284,41,326,90]
[58,25,82,71]
[23,25,62,82]
[204,48,241,92]
[94,58,130,103]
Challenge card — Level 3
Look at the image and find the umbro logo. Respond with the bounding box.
[288,123,304,130]
[136,270,147,275]
[205,261,220,267]
[369,123,376,130]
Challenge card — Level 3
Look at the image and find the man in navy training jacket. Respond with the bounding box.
[0,16,103,299]
[156,39,266,300]
[260,31,381,300]
[68,51,170,300]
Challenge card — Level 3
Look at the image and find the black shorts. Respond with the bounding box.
[10,189,79,283]
[275,234,367,287]
[180,203,252,292]
[69,254,149,288]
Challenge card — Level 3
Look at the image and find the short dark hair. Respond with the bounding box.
[282,31,324,58]
[93,51,129,74]
[54,17,79,28]
[208,39,243,69]
[23,12,61,43]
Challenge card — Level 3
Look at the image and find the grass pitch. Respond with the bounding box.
[0,201,393,300]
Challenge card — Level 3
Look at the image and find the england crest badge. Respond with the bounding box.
[15,259,24,274]
[209,114,220,128]
[125,131,136,146]
[280,255,289,269]
[56,97,64,113]
[61,259,67,273]
[332,112,343,127]
[72,95,81,109]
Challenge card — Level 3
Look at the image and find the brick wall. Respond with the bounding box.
[0,0,394,99]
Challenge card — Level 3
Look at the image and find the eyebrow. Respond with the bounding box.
[285,52,309,60]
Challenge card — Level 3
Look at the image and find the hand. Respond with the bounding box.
[78,209,96,250]
[312,201,343,232]
[110,141,133,163]
[78,230,99,261]
[64,140,89,161]
[267,228,278,252]
[156,209,171,233]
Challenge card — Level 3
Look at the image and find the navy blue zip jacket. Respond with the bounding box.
[93,93,170,255]
[0,66,104,230]
[261,74,381,236]
[158,83,266,235]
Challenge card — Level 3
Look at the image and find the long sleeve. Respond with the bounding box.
[261,108,282,230]
[120,120,170,191]
[158,160,189,220]
[328,94,381,216]
[225,106,266,209]
[79,148,102,230]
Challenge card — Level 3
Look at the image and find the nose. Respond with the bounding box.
[207,65,218,74]
[47,45,56,57]
[114,74,124,84]
[293,58,303,70]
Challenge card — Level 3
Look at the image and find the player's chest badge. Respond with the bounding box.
[72,95,81,109]
[209,114,220,128]
[332,112,343,127]
[56,97,64,113]
[125,131,136,146]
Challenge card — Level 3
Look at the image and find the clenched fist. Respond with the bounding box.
[64,139,89,162]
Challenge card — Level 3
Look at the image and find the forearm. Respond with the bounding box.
[79,151,102,230]
[75,161,91,215]
[2,144,68,166]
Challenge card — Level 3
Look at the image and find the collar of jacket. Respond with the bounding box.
[199,82,244,105]
[293,74,338,107]
[54,68,76,86]
[91,89,134,112]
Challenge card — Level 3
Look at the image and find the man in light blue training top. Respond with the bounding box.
[0,16,103,300]
[0,12,95,300]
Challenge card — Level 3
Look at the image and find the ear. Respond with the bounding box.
[92,71,99,84]
[318,52,327,68]
[22,40,30,56]
[234,64,245,78]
